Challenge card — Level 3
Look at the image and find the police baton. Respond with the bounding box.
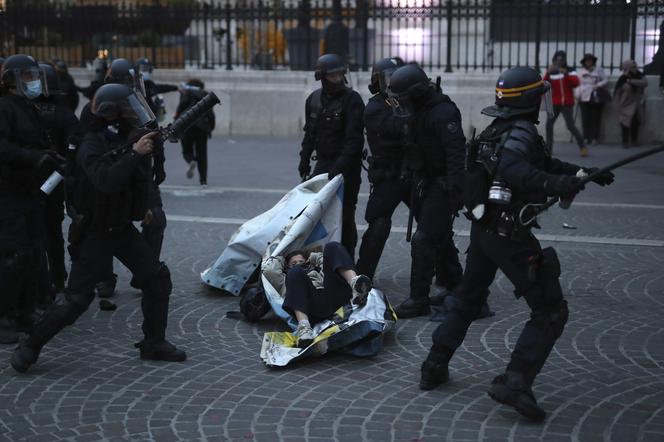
[519,144,664,226]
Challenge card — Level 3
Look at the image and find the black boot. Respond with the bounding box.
[135,339,186,362]
[394,297,431,319]
[95,274,117,298]
[11,341,41,373]
[429,285,453,305]
[488,370,546,422]
[0,317,20,345]
[419,359,449,390]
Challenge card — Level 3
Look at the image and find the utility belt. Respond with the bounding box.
[480,205,533,242]
[367,155,402,183]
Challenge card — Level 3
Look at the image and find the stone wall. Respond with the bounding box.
[70,68,664,144]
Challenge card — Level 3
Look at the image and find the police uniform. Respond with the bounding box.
[386,64,466,318]
[11,84,186,372]
[420,67,614,422]
[300,56,365,259]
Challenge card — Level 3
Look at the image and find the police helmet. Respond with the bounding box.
[481,66,550,119]
[1,54,47,99]
[52,58,68,73]
[136,57,153,74]
[38,62,63,96]
[369,57,404,94]
[92,83,156,129]
[314,53,346,81]
[105,58,146,96]
[239,285,270,322]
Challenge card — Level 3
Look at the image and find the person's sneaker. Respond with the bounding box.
[186,161,196,179]
[394,298,431,319]
[419,359,449,390]
[95,275,117,298]
[580,146,589,157]
[350,274,372,306]
[295,321,315,348]
[0,317,20,345]
[135,339,187,362]
[11,342,41,373]
[488,371,546,422]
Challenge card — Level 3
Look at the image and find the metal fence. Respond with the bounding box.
[1,0,663,74]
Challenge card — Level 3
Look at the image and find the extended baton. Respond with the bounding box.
[519,144,664,226]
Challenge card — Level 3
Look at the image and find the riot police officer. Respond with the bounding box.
[299,53,365,258]
[0,54,58,343]
[78,55,108,101]
[135,57,179,119]
[52,58,80,112]
[34,62,81,295]
[419,67,614,421]
[11,84,186,373]
[80,58,169,298]
[386,64,466,319]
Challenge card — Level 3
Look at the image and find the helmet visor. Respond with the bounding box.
[386,88,414,119]
[378,67,398,94]
[122,92,156,128]
[129,68,147,97]
[12,66,48,99]
[540,81,553,118]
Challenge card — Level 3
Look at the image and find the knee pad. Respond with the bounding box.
[370,217,391,241]
[145,263,173,298]
[411,231,436,258]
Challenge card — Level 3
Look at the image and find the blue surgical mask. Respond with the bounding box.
[24,80,42,100]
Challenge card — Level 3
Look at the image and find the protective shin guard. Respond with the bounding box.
[507,300,569,386]
[141,263,172,342]
[409,231,439,299]
[12,297,87,373]
[356,217,391,278]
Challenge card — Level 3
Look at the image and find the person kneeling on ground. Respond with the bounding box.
[262,242,372,347]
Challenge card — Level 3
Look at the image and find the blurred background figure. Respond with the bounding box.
[176,79,216,186]
[614,60,648,149]
[544,50,586,156]
[135,57,179,122]
[51,59,79,113]
[576,53,609,146]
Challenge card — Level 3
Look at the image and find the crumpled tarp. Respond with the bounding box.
[200,174,343,295]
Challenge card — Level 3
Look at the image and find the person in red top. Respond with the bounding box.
[544,51,587,156]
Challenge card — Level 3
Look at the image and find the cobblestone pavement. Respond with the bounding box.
[1,137,663,442]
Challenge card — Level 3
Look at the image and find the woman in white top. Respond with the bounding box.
[576,53,609,145]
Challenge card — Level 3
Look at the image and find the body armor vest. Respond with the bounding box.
[309,88,350,160]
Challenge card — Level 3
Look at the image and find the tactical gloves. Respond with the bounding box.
[583,167,615,186]
[544,175,584,199]
[298,155,311,180]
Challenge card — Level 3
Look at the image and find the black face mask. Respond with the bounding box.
[322,77,345,95]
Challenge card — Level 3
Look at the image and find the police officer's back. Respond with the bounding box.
[299,54,365,258]
[420,67,615,422]
[11,84,186,373]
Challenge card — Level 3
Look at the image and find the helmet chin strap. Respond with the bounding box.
[322,78,345,94]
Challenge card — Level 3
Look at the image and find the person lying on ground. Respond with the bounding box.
[262,241,372,347]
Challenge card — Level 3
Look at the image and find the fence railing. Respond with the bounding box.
[1,0,663,74]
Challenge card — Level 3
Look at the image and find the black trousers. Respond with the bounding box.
[282,242,354,325]
[181,128,209,184]
[430,222,567,384]
[409,179,463,299]
[579,101,604,143]
[621,113,640,145]
[356,173,462,289]
[100,183,166,286]
[0,194,44,319]
[546,105,585,151]
[27,224,172,350]
[312,159,362,260]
